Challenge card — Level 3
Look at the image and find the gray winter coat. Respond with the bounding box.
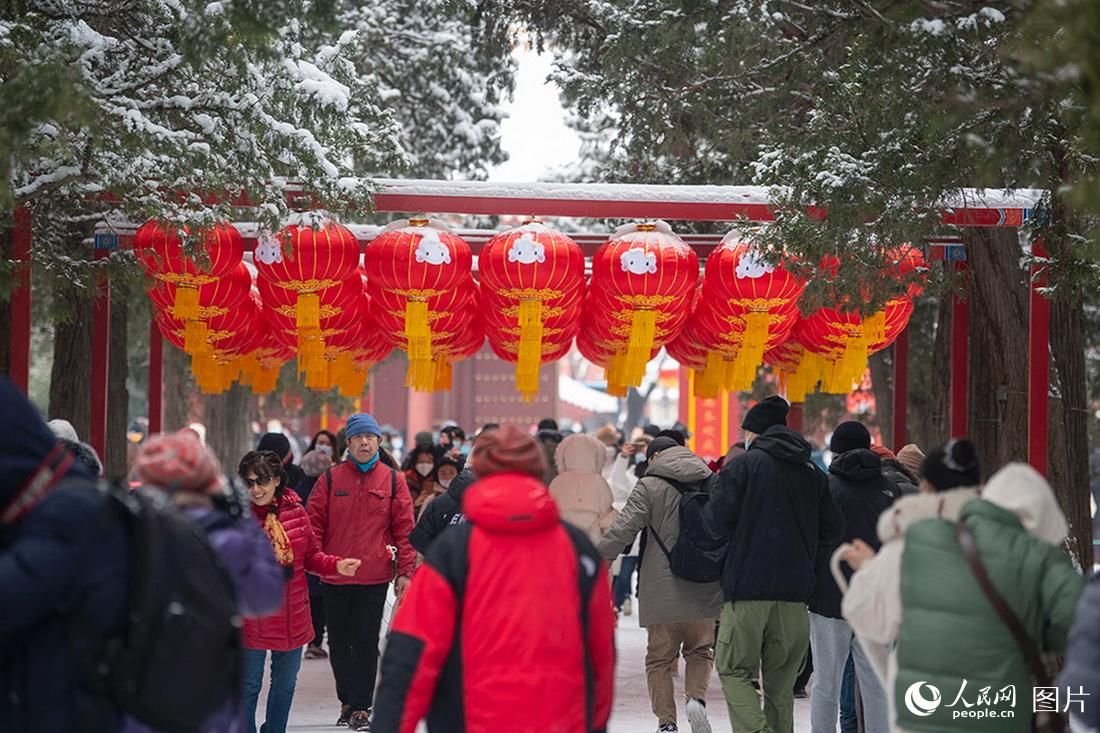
[597,446,724,627]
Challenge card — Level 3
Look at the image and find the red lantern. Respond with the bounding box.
[135,221,243,320]
[148,263,253,353]
[479,223,585,397]
[254,219,360,334]
[585,221,698,386]
[364,219,474,390]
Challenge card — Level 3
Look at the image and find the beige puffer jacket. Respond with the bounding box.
[548,434,617,544]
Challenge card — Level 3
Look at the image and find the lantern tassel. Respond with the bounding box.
[297,292,321,331]
[624,309,658,386]
[173,285,201,321]
[861,310,887,346]
[730,311,772,391]
[184,320,209,355]
[433,358,453,392]
[515,299,544,397]
[605,352,629,397]
[696,351,724,399]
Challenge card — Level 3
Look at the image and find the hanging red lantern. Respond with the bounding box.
[479,222,585,398]
[364,219,474,390]
[135,221,243,320]
[585,221,698,386]
[254,218,360,336]
[148,262,253,353]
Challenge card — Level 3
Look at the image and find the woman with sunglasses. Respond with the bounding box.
[238,450,361,733]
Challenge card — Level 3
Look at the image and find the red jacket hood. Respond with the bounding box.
[462,472,560,535]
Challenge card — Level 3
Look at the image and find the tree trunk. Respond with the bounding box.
[964,228,1029,477]
[162,342,190,432]
[1047,269,1093,569]
[202,384,252,471]
[105,294,128,482]
[623,382,656,436]
[907,296,951,453]
[868,348,893,447]
[0,215,12,379]
[48,231,93,437]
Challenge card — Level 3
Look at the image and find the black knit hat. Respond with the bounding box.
[655,429,687,447]
[646,436,679,460]
[922,438,981,492]
[829,421,871,455]
[741,395,789,434]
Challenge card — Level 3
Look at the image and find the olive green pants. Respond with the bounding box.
[715,601,809,733]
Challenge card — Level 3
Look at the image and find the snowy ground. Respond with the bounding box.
[274,592,812,732]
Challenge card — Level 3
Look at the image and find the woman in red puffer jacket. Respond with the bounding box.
[239,450,361,733]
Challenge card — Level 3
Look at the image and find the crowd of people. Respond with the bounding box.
[2,377,1098,733]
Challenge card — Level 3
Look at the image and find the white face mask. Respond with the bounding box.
[439,479,452,489]
[415,462,434,477]
[316,444,333,457]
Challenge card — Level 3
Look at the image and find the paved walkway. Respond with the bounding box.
[275,595,812,732]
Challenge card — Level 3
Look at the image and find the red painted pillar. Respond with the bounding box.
[148,316,163,435]
[1028,239,1050,476]
[788,402,804,433]
[9,206,32,392]
[89,248,111,462]
[892,327,909,452]
[950,261,970,437]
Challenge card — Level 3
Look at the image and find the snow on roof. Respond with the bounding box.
[557,374,620,414]
[373,178,1044,210]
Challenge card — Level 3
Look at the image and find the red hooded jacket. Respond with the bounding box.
[243,489,340,651]
[307,461,416,584]
[371,472,616,733]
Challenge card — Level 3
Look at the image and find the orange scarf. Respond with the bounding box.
[263,511,294,566]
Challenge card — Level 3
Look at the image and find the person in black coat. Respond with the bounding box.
[704,396,844,733]
[257,432,304,489]
[0,379,130,733]
[808,422,899,733]
[408,469,477,555]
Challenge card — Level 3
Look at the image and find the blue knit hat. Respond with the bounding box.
[346,413,382,440]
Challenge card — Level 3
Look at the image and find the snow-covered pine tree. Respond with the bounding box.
[482,0,1098,566]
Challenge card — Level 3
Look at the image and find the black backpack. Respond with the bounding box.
[647,473,728,583]
[99,485,243,732]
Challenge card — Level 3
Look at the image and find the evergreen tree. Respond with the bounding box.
[481,0,1098,563]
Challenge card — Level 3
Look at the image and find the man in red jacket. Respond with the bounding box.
[371,424,616,733]
[308,412,416,731]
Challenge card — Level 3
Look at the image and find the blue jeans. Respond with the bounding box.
[613,555,639,609]
[840,653,857,733]
[242,648,304,733]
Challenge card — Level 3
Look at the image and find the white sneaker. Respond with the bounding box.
[686,699,712,733]
[623,597,633,616]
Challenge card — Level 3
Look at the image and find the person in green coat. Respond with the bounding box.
[841,441,1084,733]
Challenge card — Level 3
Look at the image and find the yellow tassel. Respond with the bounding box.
[861,310,887,345]
[339,369,367,398]
[516,299,544,393]
[623,309,658,386]
[252,368,278,394]
[730,311,772,391]
[434,359,453,391]
[404,300,432,362]
[605,352,629,396]
[184,320,209,355]
[172,285,201,321]
[695,351,724,399]
[298,336,326,376]
[297,292,321,331]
